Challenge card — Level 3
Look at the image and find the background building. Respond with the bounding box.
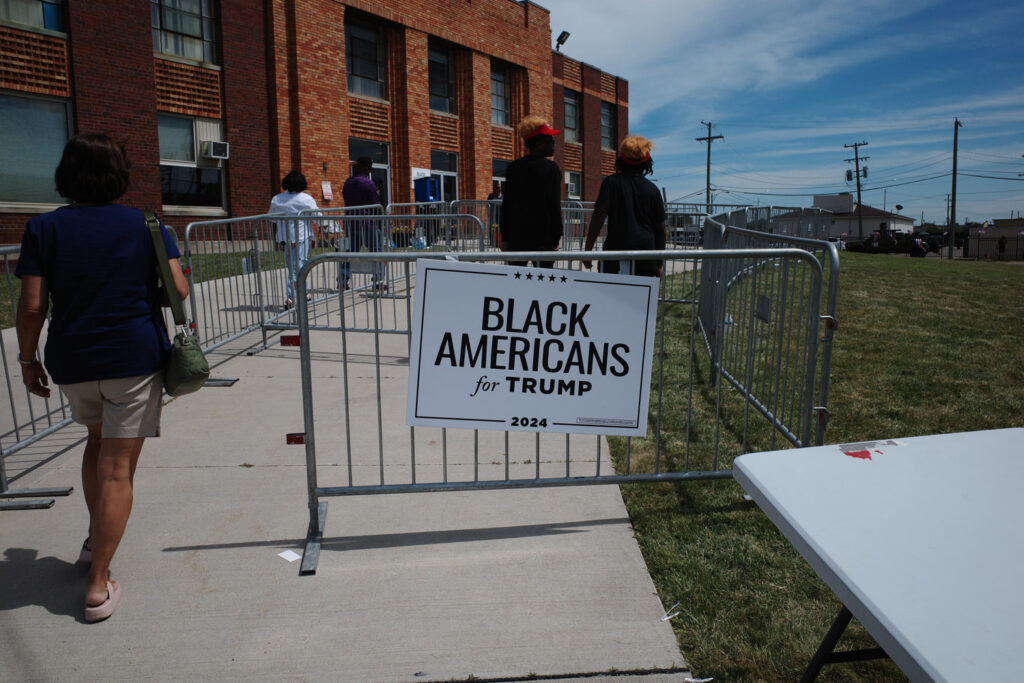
[0,0,627,243]
[813,194,914,238]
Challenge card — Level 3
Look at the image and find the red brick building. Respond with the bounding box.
[0,0,627,242]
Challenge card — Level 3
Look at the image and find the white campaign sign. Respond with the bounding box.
[406,259,659,436]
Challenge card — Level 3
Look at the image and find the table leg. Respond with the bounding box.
[800,605,888,682]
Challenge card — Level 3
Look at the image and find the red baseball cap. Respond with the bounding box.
[523,123,561,140]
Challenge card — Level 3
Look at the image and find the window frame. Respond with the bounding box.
[345,20,387,100]
[0,0,66,32]
[0,90,71,208]
[566,171,582,200]
[563,89,580,143]
[150,0,218,65]
[157,112,225,210]
[600,101,616,150]
[490,65,509,126]
[430,149,459,203]
[428,42,456,115]
[348,137,391,205]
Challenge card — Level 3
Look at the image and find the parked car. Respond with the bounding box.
[845,230,936,257]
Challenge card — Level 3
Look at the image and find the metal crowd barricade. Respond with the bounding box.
[449,199,501,251]
[665,202,750,217]
[386,201,454,249]
[300,203,384,251]
[183,214,297,353]
[561,200,591,251]
[256,213,485,337]
[0,246,74,510]
[699,208,839,446]
[292,247,831,574]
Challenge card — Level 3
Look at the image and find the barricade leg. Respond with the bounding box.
[300,501,328,575]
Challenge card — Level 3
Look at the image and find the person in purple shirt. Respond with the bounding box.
[340,156,385,291]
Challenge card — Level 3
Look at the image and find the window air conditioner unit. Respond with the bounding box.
[200,140,229,160]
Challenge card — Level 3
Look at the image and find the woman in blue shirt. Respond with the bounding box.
[15,133,189,622]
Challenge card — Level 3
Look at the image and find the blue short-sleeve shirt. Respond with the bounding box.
[15,204,182,385]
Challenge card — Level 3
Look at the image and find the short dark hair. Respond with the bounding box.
[355,156,374,170]
[281,170,308,192]
[54,133,131,203]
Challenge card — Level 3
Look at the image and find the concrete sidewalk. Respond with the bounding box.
[1,334,692,682]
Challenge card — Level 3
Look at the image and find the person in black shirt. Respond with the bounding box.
[499,116,563,268]
[584,135,666,277]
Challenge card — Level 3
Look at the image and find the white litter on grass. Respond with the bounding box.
[278,550,301,562]
[660,601,681,621]
[684,677,714,682]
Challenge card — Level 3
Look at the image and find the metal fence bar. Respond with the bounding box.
[0,247,75,508]
[698,209,839,445]
[294,247,829,573]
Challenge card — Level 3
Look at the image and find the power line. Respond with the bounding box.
[712,172,954,198]
[959,172,1024,181]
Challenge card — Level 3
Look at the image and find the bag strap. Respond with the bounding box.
[145,210,186,327]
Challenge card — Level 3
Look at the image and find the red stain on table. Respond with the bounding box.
[844,449,872,460]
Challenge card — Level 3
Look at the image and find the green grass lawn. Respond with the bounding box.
[614,252,1024,681]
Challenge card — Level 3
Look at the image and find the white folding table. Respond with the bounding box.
[733,428,1024,682]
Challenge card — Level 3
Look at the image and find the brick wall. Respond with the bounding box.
[155,59,222,119]
[388,25,430,204]
[457,50,493,200]
[289,0,348,207]
[553,52,629,202]
[3,0,627,242]
[430,113,459,151]
[581,64,604,201]
[0,24,69,96]
[68,2,161,212]
[350,97,391,141]
[219,0,273,217]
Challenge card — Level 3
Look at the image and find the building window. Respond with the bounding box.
[348,137,390,205]
[1,0,65,31]
[566,171,581,200]
[430,150,457,173]
[601,102,616,150]
[563,89,579,143]
[428,42,455,114]
[490,65,508,126]
[492,159,510,182]
[158,113,223,207]
[430,150,458,202]
[0,92,69,204]
[346,21,386,99]
[151,0,218,64]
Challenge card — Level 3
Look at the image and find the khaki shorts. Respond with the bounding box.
[60,371,163,438]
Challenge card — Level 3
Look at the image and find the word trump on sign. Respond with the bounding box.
[406,259,659,435]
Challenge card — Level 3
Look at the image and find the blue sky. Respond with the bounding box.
[546,0,1024,224]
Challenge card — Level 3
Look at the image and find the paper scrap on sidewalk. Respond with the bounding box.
[278,550,301,562]
[661,601,681,621]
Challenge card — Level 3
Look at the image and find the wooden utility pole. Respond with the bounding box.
[949,118,962,259]
[845,141,869,238]
[697,121,723,215]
